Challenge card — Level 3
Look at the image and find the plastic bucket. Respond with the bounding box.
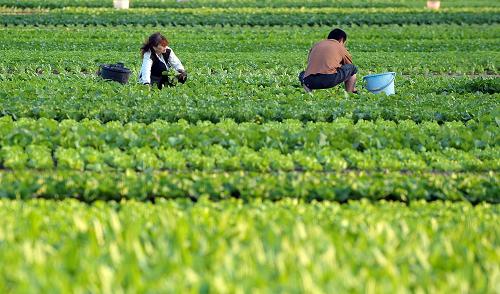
[98,63,131,84]
[363,72,396,95]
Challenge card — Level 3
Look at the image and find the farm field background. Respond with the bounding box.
[0,0,499,292]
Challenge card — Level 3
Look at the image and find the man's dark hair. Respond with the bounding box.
[327,29,347,42]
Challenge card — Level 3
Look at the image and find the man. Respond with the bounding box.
[299,28,358,93]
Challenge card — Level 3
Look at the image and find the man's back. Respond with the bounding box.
[304,39,352,78]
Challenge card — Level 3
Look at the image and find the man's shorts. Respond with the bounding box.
[301,64,358,90]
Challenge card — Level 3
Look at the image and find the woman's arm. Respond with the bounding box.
[139,51,153,84]
[168,49,185,72]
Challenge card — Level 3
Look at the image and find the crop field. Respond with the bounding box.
[0,0,499,292]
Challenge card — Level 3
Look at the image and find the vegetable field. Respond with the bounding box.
[0,0,499,292]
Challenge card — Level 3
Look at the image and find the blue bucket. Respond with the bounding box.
[363,72,396,95]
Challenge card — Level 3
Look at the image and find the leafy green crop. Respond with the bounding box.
[0,25,497,124]
[0,199,498,292]
[2,144,498,173]
[0,169,497,203]
[0,117,497,152]
[2,25,499,52]
[0,74,497,124]
[442,77,500,94]
[1,0,499,9]
[0,4,498,292]
[1,7,499,26]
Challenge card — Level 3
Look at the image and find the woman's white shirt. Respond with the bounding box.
[139,48,185,84]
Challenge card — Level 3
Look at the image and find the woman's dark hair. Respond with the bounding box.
[327,29,347,42]
[140,32,169,57]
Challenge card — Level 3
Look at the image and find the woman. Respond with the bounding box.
[139,32,187,89]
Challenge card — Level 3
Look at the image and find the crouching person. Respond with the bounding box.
[139,32,187,89]
[299,28,357,93]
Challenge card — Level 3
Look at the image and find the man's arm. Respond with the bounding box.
[342,48,353,65]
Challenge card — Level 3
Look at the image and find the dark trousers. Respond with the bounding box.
[151,75,171,90]
[299,64,358,90]
[151,74,187,90]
